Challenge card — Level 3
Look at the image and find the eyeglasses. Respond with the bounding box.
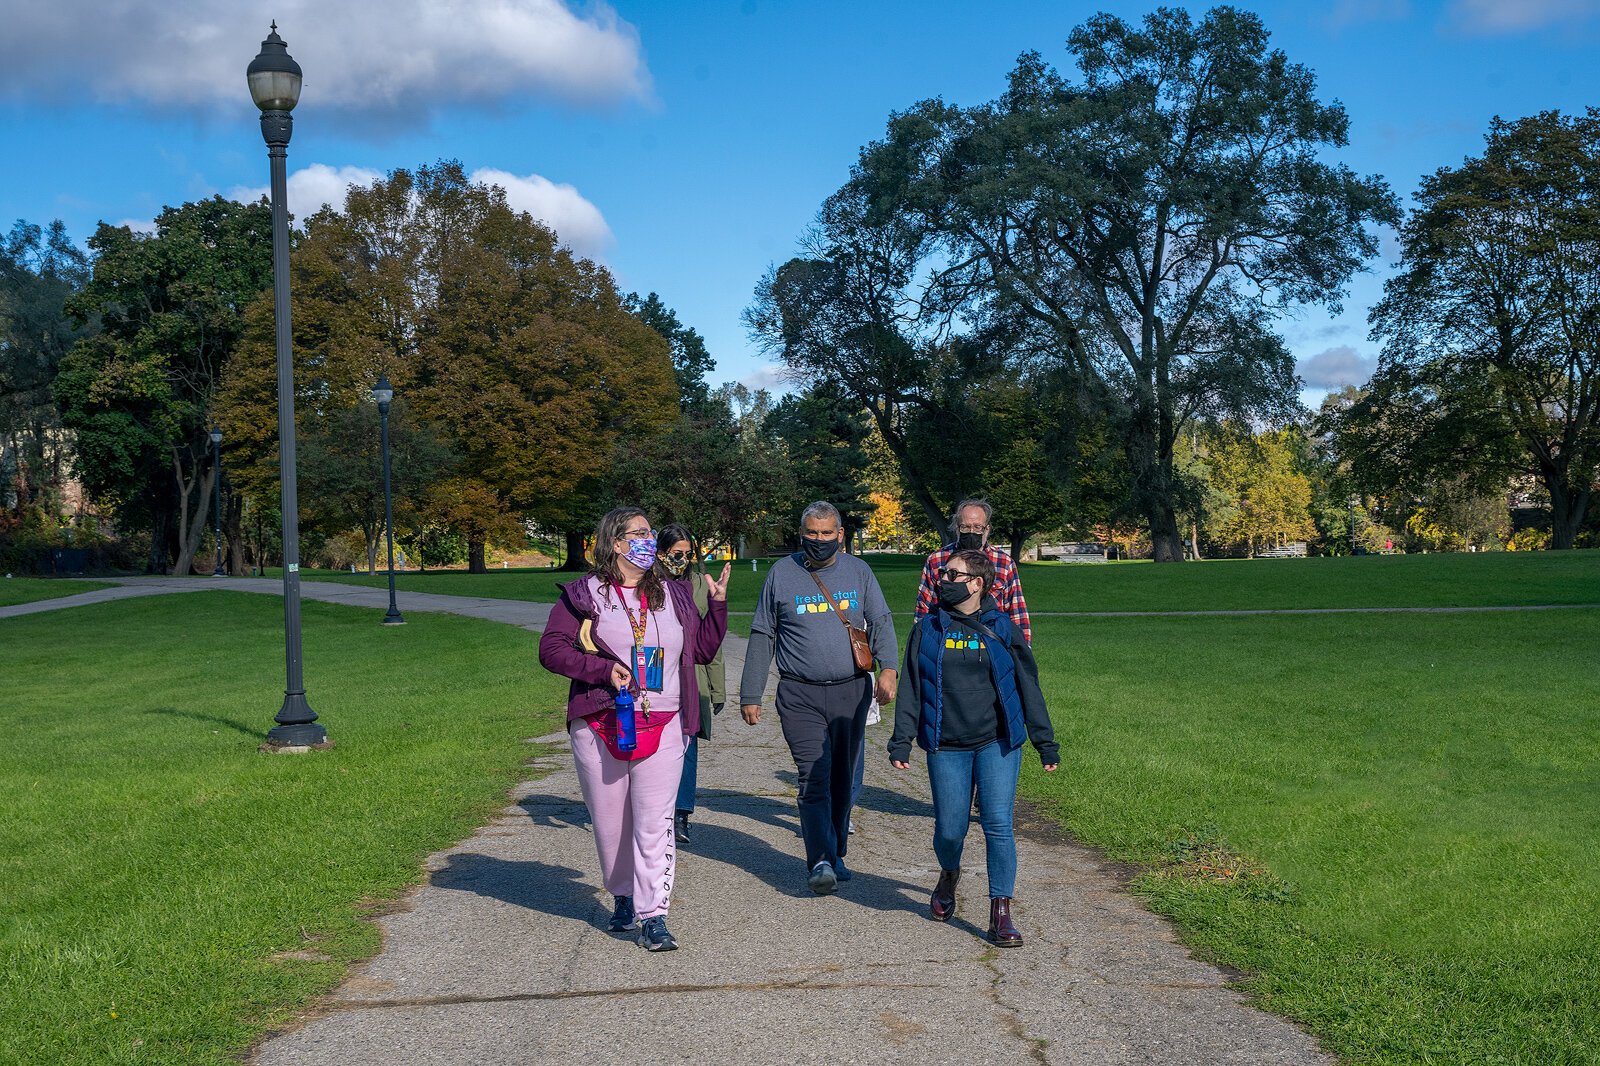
[939,568,980,582]
[956,525,989,534]
[620,527,656,541]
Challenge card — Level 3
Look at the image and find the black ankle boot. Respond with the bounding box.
[674,811,690,844]
[930,868,960,922]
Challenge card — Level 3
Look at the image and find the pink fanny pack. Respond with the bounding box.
[586,706,677,761]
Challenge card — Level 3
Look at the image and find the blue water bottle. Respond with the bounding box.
[614,686,638,753]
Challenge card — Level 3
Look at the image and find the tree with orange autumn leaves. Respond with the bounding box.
[219,162,677,572]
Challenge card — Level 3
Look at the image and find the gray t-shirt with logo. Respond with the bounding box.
[738,552,898,703]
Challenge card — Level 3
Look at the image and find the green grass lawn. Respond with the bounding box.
[11,554,1600,1064]
[1022,609,1600,1064]
[303,549,1600,615]
[0,577,113,607]
[0,593,568,1066]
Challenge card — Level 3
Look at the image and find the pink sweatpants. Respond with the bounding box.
[569,720,685,920]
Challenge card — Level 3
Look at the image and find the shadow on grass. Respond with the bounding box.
[143,706,261,738]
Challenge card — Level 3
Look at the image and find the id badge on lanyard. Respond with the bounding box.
[635,644,665,691]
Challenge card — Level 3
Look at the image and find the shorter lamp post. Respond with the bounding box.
[374,373,405,625]
[211,425,226,576]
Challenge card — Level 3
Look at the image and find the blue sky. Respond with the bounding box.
[4,0,1599,406]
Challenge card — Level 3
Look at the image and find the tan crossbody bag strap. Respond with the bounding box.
[808,568,875,673]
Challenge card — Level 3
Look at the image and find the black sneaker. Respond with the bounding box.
[608,895,637,932]
[807,861,837,895]
[674,811,690,844]
[637,915,678,951]
[834,858,854,882]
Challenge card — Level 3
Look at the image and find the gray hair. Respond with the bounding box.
[948,498,994,533]
[799,500,843,529]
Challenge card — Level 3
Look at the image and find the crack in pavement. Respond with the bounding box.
[324,978,944,1012]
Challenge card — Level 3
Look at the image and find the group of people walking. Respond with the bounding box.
[538,498,1056,953]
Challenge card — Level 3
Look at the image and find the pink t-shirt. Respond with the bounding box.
[586,575,683,720]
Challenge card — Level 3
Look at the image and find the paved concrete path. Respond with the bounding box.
[10,576,1329,1063]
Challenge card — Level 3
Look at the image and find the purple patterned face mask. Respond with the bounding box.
[623,535,658,570]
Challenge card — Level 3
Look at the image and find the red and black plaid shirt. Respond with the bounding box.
[914,544,1032,643]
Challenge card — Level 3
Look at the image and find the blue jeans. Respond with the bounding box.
[676,735,698,814]
[926,741,1021,898]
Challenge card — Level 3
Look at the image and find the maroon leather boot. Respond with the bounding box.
[929,868,960,921]
[989,897,1023,946]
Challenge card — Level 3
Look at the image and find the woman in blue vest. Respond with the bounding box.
[888,548,1058,945]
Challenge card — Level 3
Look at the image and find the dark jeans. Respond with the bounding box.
[676,736,698,814]
[676,694,713,815]
[775,675,871,871]
[926,740,1021,898]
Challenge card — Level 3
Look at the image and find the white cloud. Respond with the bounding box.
[1,1,650,117]
[1327,0,1412,30]
[738,364,793,394]
[228,164,384,221]
[470,168,613,260]
[227,163,612,260]
[1298,345,1377,390]
[1448,0,1600,33]
[114,218,159,236]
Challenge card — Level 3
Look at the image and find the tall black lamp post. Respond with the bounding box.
[210,425,226,576]
[373,373,405,626]
[250,24,327,748]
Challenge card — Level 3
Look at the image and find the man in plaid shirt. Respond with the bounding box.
[913,499,1033,643]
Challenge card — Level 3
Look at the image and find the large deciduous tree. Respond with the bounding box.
[851,6,1397,560]
[0,220,91,520]
[1359,110,1600,549]
[221,162,678,573]
[57,198,272,574]
[745,182,956,534]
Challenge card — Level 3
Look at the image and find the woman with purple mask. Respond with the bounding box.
[539,507,729,951]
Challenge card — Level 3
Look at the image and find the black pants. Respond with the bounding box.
[775,675,871,871]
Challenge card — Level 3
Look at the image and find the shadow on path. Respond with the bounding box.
[429,852,600,926]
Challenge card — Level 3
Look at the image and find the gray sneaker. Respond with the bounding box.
[808,861,837,895]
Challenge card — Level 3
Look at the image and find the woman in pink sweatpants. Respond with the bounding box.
[539,506,729,952]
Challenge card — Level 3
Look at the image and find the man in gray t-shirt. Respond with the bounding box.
[740,501,898,894]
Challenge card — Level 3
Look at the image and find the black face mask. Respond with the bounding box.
[937,580,974,610]
[956,532,985,551]
[801,537,840,565]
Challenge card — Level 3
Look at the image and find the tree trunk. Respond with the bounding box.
[1009,529,1025,561]
[1149,512,1185,562]
[468,536,487,574]
[1548,482,1589,550]
[1189,519,1202,561]
[560,528,589,571]
[146,510,171,574]
[226,494,245,576]
[366,531,379,575]
[869,409,949,536]
[171,466,216,576]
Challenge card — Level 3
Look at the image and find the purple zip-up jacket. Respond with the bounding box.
[538,575,728,736]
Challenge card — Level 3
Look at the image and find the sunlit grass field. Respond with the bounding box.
[0,593,567,1065]
[302,548,1600,614]
[9,552,1600,1063]
[0,577,112,607]
[1022,608,1600,1064]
